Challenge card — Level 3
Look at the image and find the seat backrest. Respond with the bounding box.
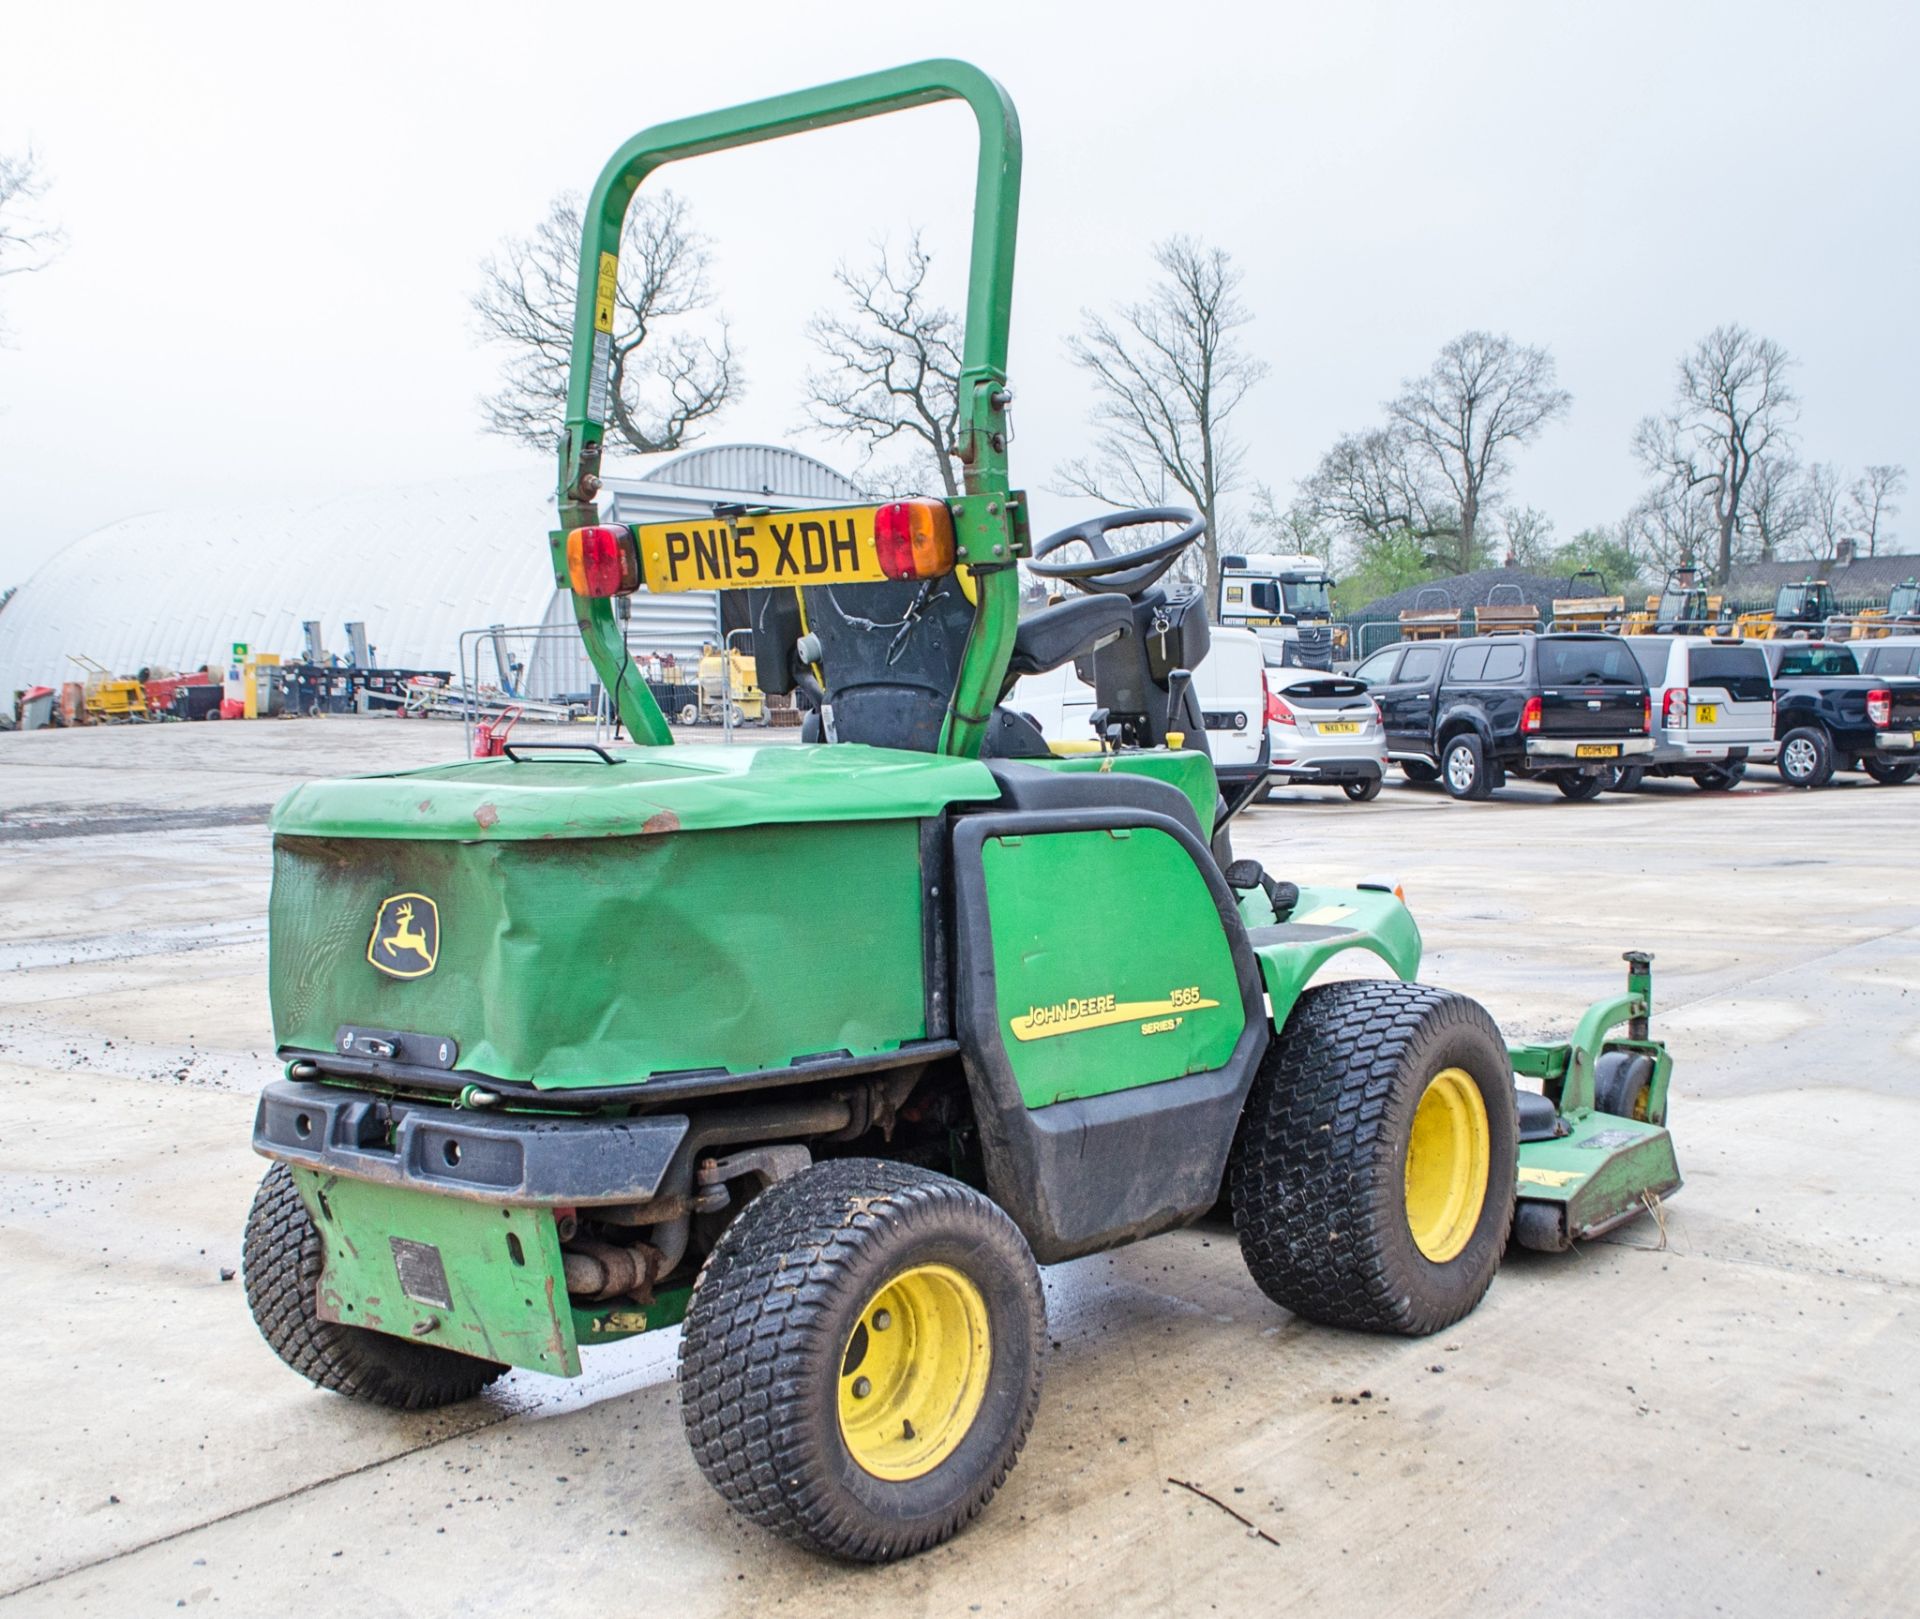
[748,577,974,753]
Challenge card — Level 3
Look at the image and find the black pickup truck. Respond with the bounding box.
[1351,632,1653,800]
[1761,640,1920,787]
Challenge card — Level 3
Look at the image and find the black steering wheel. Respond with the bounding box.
[1027,506,1204,597]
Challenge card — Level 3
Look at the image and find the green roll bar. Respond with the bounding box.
[552,59,1024,754]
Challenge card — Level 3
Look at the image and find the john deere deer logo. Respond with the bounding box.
[367,893,439,980]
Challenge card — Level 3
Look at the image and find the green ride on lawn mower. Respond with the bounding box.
[242,60,1682,1563]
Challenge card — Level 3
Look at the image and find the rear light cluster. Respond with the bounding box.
[1520,695,1543,734]
[873,499,957,580]
[1266,689,1297,727]
[1868,688,1893,728]
[566,525,640,598]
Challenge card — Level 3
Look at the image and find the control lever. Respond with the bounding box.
[1164,668,1192,743]
[1088,707,1111,752]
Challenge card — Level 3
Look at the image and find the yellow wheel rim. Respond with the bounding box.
[838,1263,992,1481]
[1404,1066,1492,1264]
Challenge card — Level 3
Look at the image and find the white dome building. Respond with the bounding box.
[0,444,862,700]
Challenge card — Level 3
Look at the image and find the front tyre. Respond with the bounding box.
[679,1159,1045,1563]
[1863,758,1919,785]
[242,1164,506,1409]
[1342,775,1383,803]
[1401,759,1440,785]
[1233,980,1517,1335]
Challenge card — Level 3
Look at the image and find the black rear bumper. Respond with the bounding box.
[253,1079,689,1205]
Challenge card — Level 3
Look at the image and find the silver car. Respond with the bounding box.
[1262,665,1390,801]
[1613,636,1776,790]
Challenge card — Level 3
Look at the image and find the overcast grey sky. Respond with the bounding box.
[2,0,1915,587]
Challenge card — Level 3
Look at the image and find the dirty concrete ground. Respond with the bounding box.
[1,718,1915,1617]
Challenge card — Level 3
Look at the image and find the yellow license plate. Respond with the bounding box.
[633,505,889,593]
[1318,722,1361,735]
[1575,743,1620,759]
[1694,703,1718,723]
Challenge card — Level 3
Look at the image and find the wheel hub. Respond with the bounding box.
[1404,1067,1492,1263]
[838,1263,991,1481]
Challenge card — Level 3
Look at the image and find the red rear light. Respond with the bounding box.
[1371,699,1384,725]
[565,526,640,597]
[1267,690,1297,727]
[1520,695,1543,734]
[874,499,956,580]
[1643,691,1653,733]
[1868,688,1892,727]
[1663,688,1686,729]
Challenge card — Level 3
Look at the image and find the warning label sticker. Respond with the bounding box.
[594,252,618,334]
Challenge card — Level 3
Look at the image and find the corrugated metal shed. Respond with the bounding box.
[0,444,861,697]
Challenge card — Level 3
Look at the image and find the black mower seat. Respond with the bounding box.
[1005,594,1134,682]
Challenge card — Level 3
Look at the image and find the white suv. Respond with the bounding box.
[1614,636,1776,790]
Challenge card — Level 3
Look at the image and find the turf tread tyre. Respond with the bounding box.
[1233,980,1516,1336]
[1400,759,1440,785]
[242,1164,505,1409]
[1863,758,1918,785]
[679,1158,1044,1563]
[1342,775,1384,803]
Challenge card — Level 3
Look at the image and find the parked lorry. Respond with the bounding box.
[1217,551,1339,668]
[1761,639,1920,786]
[1352,632,1653,800]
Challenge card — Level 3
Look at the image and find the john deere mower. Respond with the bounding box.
[242,61,1681,1563]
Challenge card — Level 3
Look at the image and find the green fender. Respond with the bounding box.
[1249,885,1423,1020]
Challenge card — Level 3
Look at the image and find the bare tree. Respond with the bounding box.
[1387,332,1571,573]
[0,146,67,341]
[1622,482,1720,577]
[803,232,962,497]
[472,191,739,455]
[1801,462,1847,560]
[1297,427,1458,554]
[1846,464,1906,557]
[1497,505,1557,569]
[1634,325,1797,584]
[1740,453,1809,562]
[1056,236,1268,596]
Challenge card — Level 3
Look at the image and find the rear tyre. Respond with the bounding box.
[1233,980,1517,1335]
[242,1164,506,1409]
[1694,762,1746,791]
[1401,759,1440,785]
[1554,771,1607,801]
[1441,734,1494,801]
[679,1159,1045,1563]
[1604,765,1646,793]
[1863,759,1919,785]
[1342,775,1383,803]
[1777,726,1834,788]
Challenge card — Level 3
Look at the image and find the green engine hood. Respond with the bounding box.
[269,742,1003,841]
